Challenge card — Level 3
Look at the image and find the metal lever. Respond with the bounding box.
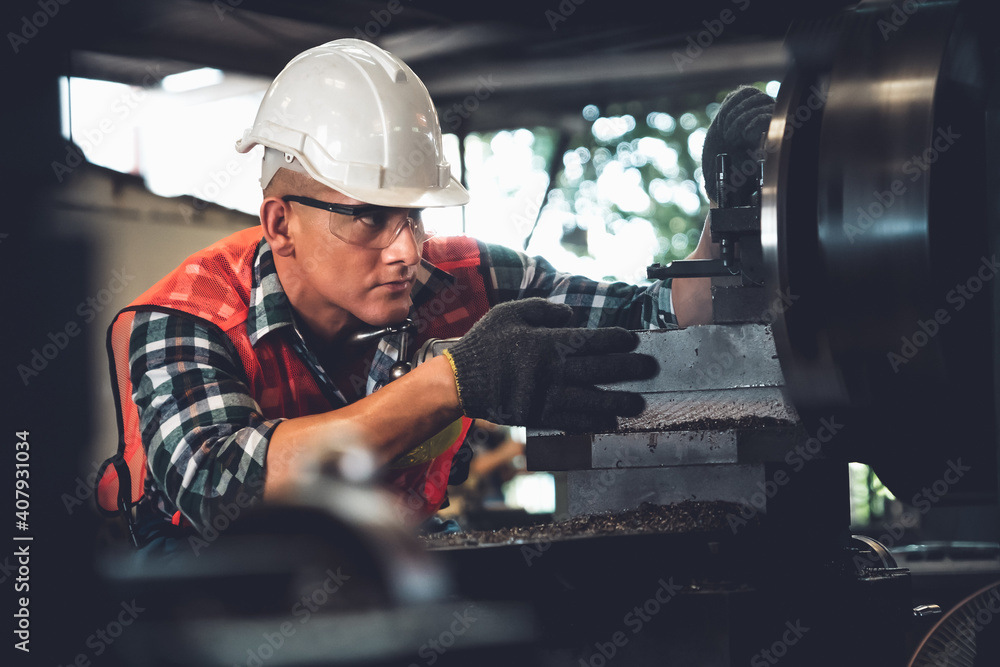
[645,153,762,280]
[913,604,942,619]
[716,153,729,208]
[647,259,731,279]
[349,319,416,381]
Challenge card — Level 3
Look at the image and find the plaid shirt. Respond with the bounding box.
[129,237,676,534]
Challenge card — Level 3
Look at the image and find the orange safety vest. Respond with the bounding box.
[95,226,492,534]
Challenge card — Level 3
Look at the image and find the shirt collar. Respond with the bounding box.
[246,238,294,346]
[409,255,457,311]
[246,238,457,346]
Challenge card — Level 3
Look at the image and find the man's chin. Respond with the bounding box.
[359,304,412,328]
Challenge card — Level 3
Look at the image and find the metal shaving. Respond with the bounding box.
[421,500,754,548]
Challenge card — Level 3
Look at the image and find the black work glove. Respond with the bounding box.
[442,298,657,432]
[702,85,774,206]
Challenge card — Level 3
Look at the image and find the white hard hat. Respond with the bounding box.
[236,39,469,208]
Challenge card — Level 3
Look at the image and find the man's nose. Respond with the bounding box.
[383,218,421,264]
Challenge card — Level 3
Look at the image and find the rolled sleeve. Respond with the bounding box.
[482,242,678,329]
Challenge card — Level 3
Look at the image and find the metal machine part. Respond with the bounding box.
[907,580,1000,667]
[411,336,458,366]
[508,1,996,664]
[102,445,538,667]
[647,146,773,324]
[427,508,913,666]
[528,324,817,520]
[350,319,416,380]
[853,533,899,570]
[762,0,999,504]
[647,153,764,281]
[529,0,997,520]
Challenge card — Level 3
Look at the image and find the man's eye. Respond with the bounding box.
[356,213,386,228]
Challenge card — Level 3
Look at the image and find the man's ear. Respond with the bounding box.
[260,197,294,256]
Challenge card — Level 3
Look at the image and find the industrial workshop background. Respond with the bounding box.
[1,1,997,666]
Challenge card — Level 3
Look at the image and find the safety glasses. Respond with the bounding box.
[282,195,430,249]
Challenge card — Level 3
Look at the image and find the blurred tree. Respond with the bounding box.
[554,95,713,265]
[460,83,772,279]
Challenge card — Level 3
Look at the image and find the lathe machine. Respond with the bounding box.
[102,1,999,665]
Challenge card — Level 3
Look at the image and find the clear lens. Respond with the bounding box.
[328,209,430,248]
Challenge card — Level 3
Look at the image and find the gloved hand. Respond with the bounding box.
[442,298,657,432]
[702,85,774,206]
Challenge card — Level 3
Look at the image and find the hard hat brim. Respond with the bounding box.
[329,175,471,209]
[238,137,470,208]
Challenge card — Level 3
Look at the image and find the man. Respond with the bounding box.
[96,40,744,551]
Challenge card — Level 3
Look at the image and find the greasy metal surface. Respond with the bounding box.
[528,424,815,471]
[618,387,797,433]
[613,324,785,394]
[529,324,795,439]
[591,430,738,469]
[711,283,772,324]
[422,500,753,548]
[527,324,800,475]
[566,464,766,516]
